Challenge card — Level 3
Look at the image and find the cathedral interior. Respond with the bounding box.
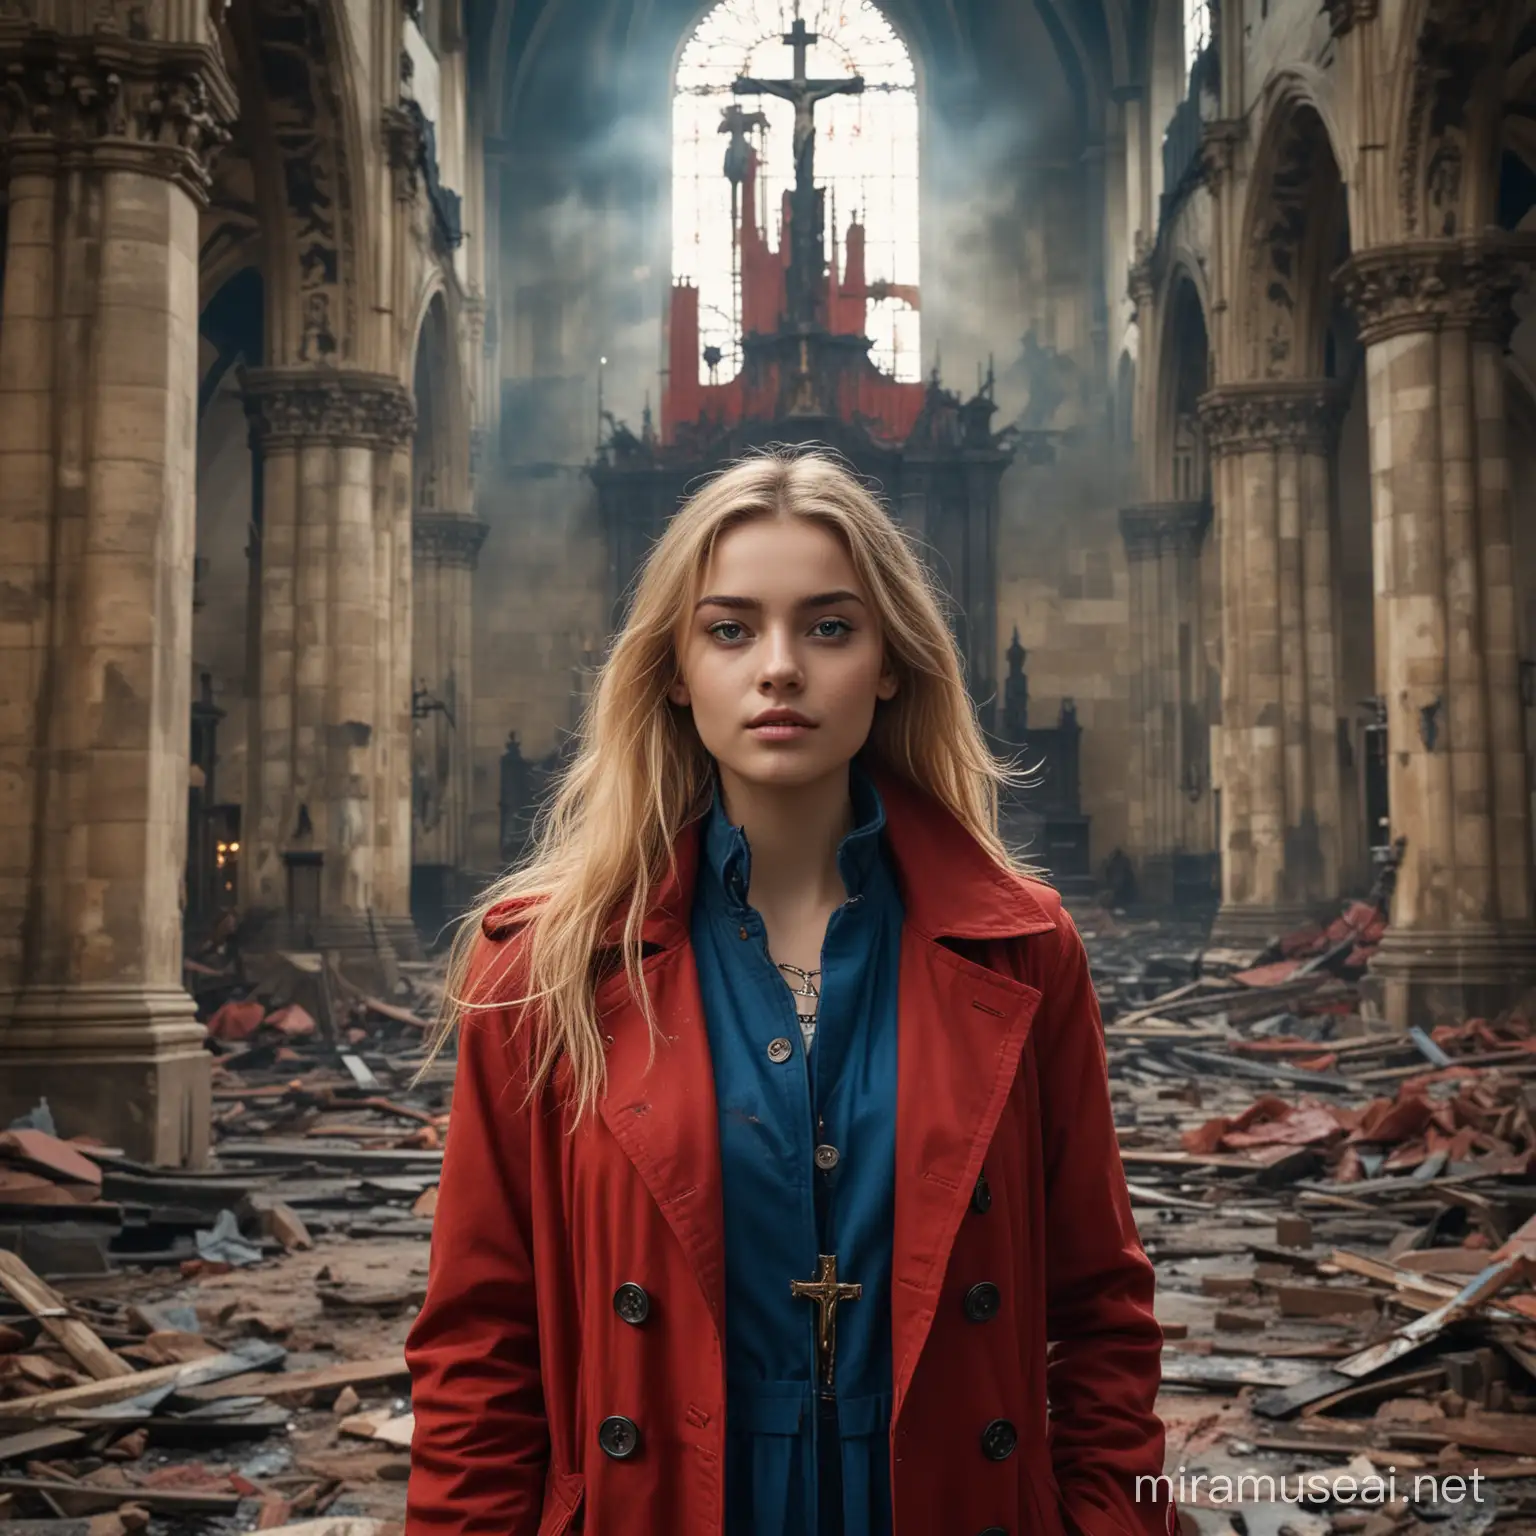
[1,0,1535,1179]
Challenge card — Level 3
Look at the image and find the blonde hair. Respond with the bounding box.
[423,446,1027,1121]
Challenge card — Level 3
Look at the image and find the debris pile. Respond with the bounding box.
[8,892,1536,1532]
[1098,893,1536,1531]
[1,941,450,1531]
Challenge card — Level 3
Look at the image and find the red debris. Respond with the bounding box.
[207,999,266,1042]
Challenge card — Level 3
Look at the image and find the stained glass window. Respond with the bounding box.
[673,1,919,383]
[1183,0,1210,81]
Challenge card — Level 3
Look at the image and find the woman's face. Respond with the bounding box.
[670,515,898,792]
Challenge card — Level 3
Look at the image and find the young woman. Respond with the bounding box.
[405,449,1174,1536]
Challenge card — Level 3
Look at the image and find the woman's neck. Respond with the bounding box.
[717,764,854,915]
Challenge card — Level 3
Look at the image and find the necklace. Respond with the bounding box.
[776,961,822,1038]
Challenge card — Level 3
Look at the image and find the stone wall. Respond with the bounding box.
[468,466,609,873]
[997,450,1135,870]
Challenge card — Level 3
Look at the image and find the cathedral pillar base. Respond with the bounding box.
[1366,926,1536,1029]
[0,985,209,1167]
[1206,901,1318,951]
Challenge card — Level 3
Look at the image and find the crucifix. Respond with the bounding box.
[791,1253,862,1388]
[732,12,864,198]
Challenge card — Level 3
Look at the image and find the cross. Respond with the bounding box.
[790,1253,862,1388]
[783,15,815,82]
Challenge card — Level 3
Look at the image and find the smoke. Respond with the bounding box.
[496,0,1102,453]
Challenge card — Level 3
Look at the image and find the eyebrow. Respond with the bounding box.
[693,590,866,612]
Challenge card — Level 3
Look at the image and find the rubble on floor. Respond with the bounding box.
[1097,894,1536,1534]
[4,898,1536,1534]
[1,940,448,1535]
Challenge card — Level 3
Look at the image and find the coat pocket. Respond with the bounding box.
[537,1468,585,1536]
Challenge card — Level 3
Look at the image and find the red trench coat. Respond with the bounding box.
[406,771,1175,1536]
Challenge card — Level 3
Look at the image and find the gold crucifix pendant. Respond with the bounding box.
[790,1253,862,1388]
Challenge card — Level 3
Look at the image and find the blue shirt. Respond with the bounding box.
[690,764,904,1536]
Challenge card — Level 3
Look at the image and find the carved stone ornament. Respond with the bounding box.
[413,513,489,569]
[1323,0,1379,37]
[382,101,424,203]
[1338,239,1531,348]
[1399,0,1503,237]
[1198,381,1347,458]
[1197,118,1244,194]
[243,368,417,450]
[1118,500,1211,560]
[0,33,236,203]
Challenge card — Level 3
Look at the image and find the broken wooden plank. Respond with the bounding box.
[1334,1256,1533,1380]
[0,1475,242,1515]
[0,1426,86,1463]
[0,1341,285,1420]
[0,1253,131,1381]
[176,1351,408,1404]
[1157,1352,1317,1390]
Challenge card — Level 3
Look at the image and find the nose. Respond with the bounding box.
[757,624,803,690]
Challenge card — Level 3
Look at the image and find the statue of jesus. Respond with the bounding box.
[732,15,864,195]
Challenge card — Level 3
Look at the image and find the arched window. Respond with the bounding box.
[1182,0,1210,82]
[673,1,919,382]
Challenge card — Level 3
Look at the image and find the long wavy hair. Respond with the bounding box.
[421,446,1029,1121]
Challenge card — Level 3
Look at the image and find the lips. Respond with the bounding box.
[747,709,816,729]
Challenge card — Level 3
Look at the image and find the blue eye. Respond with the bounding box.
[709,620,747,643]
[812,618,852,639]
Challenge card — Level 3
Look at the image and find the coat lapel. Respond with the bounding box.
[889,933,1042,1422]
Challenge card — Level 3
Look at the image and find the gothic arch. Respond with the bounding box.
[1152,267,1211,503]
[222,0,375,368]
[1236,75,1351,382]
[1388,0,1514,240]
[412,293,469,517]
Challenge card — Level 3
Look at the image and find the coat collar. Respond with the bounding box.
[485,762,1057,947]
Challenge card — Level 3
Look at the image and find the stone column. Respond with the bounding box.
[1199,381,1349,944]
[375,441,417,961]
[410,514,489,941]
[1341,239,1536,1023]
[0,21,235,1162]
[1118,501,1212,905]
[241,371,416,967]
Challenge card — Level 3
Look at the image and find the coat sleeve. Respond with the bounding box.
[1034,907,1176,1536]
[405,937,550,1535]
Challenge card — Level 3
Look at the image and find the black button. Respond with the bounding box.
[972,1171,992,1213]
[613,1283,649,1325]
[598,1414,640,1459]
[980,1418,1017,1461]
[965,1281,1001,1322]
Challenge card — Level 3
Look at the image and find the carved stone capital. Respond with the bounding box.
[1338,239,1532,348]
[244,368,417,451]
[413,513,488,568]
[1118,500,1211,560]
[1198,381,1347,458]
[0,30,237,203]
[1324,0,1378,36]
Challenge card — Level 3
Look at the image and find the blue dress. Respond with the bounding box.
[690,763,903,1536]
